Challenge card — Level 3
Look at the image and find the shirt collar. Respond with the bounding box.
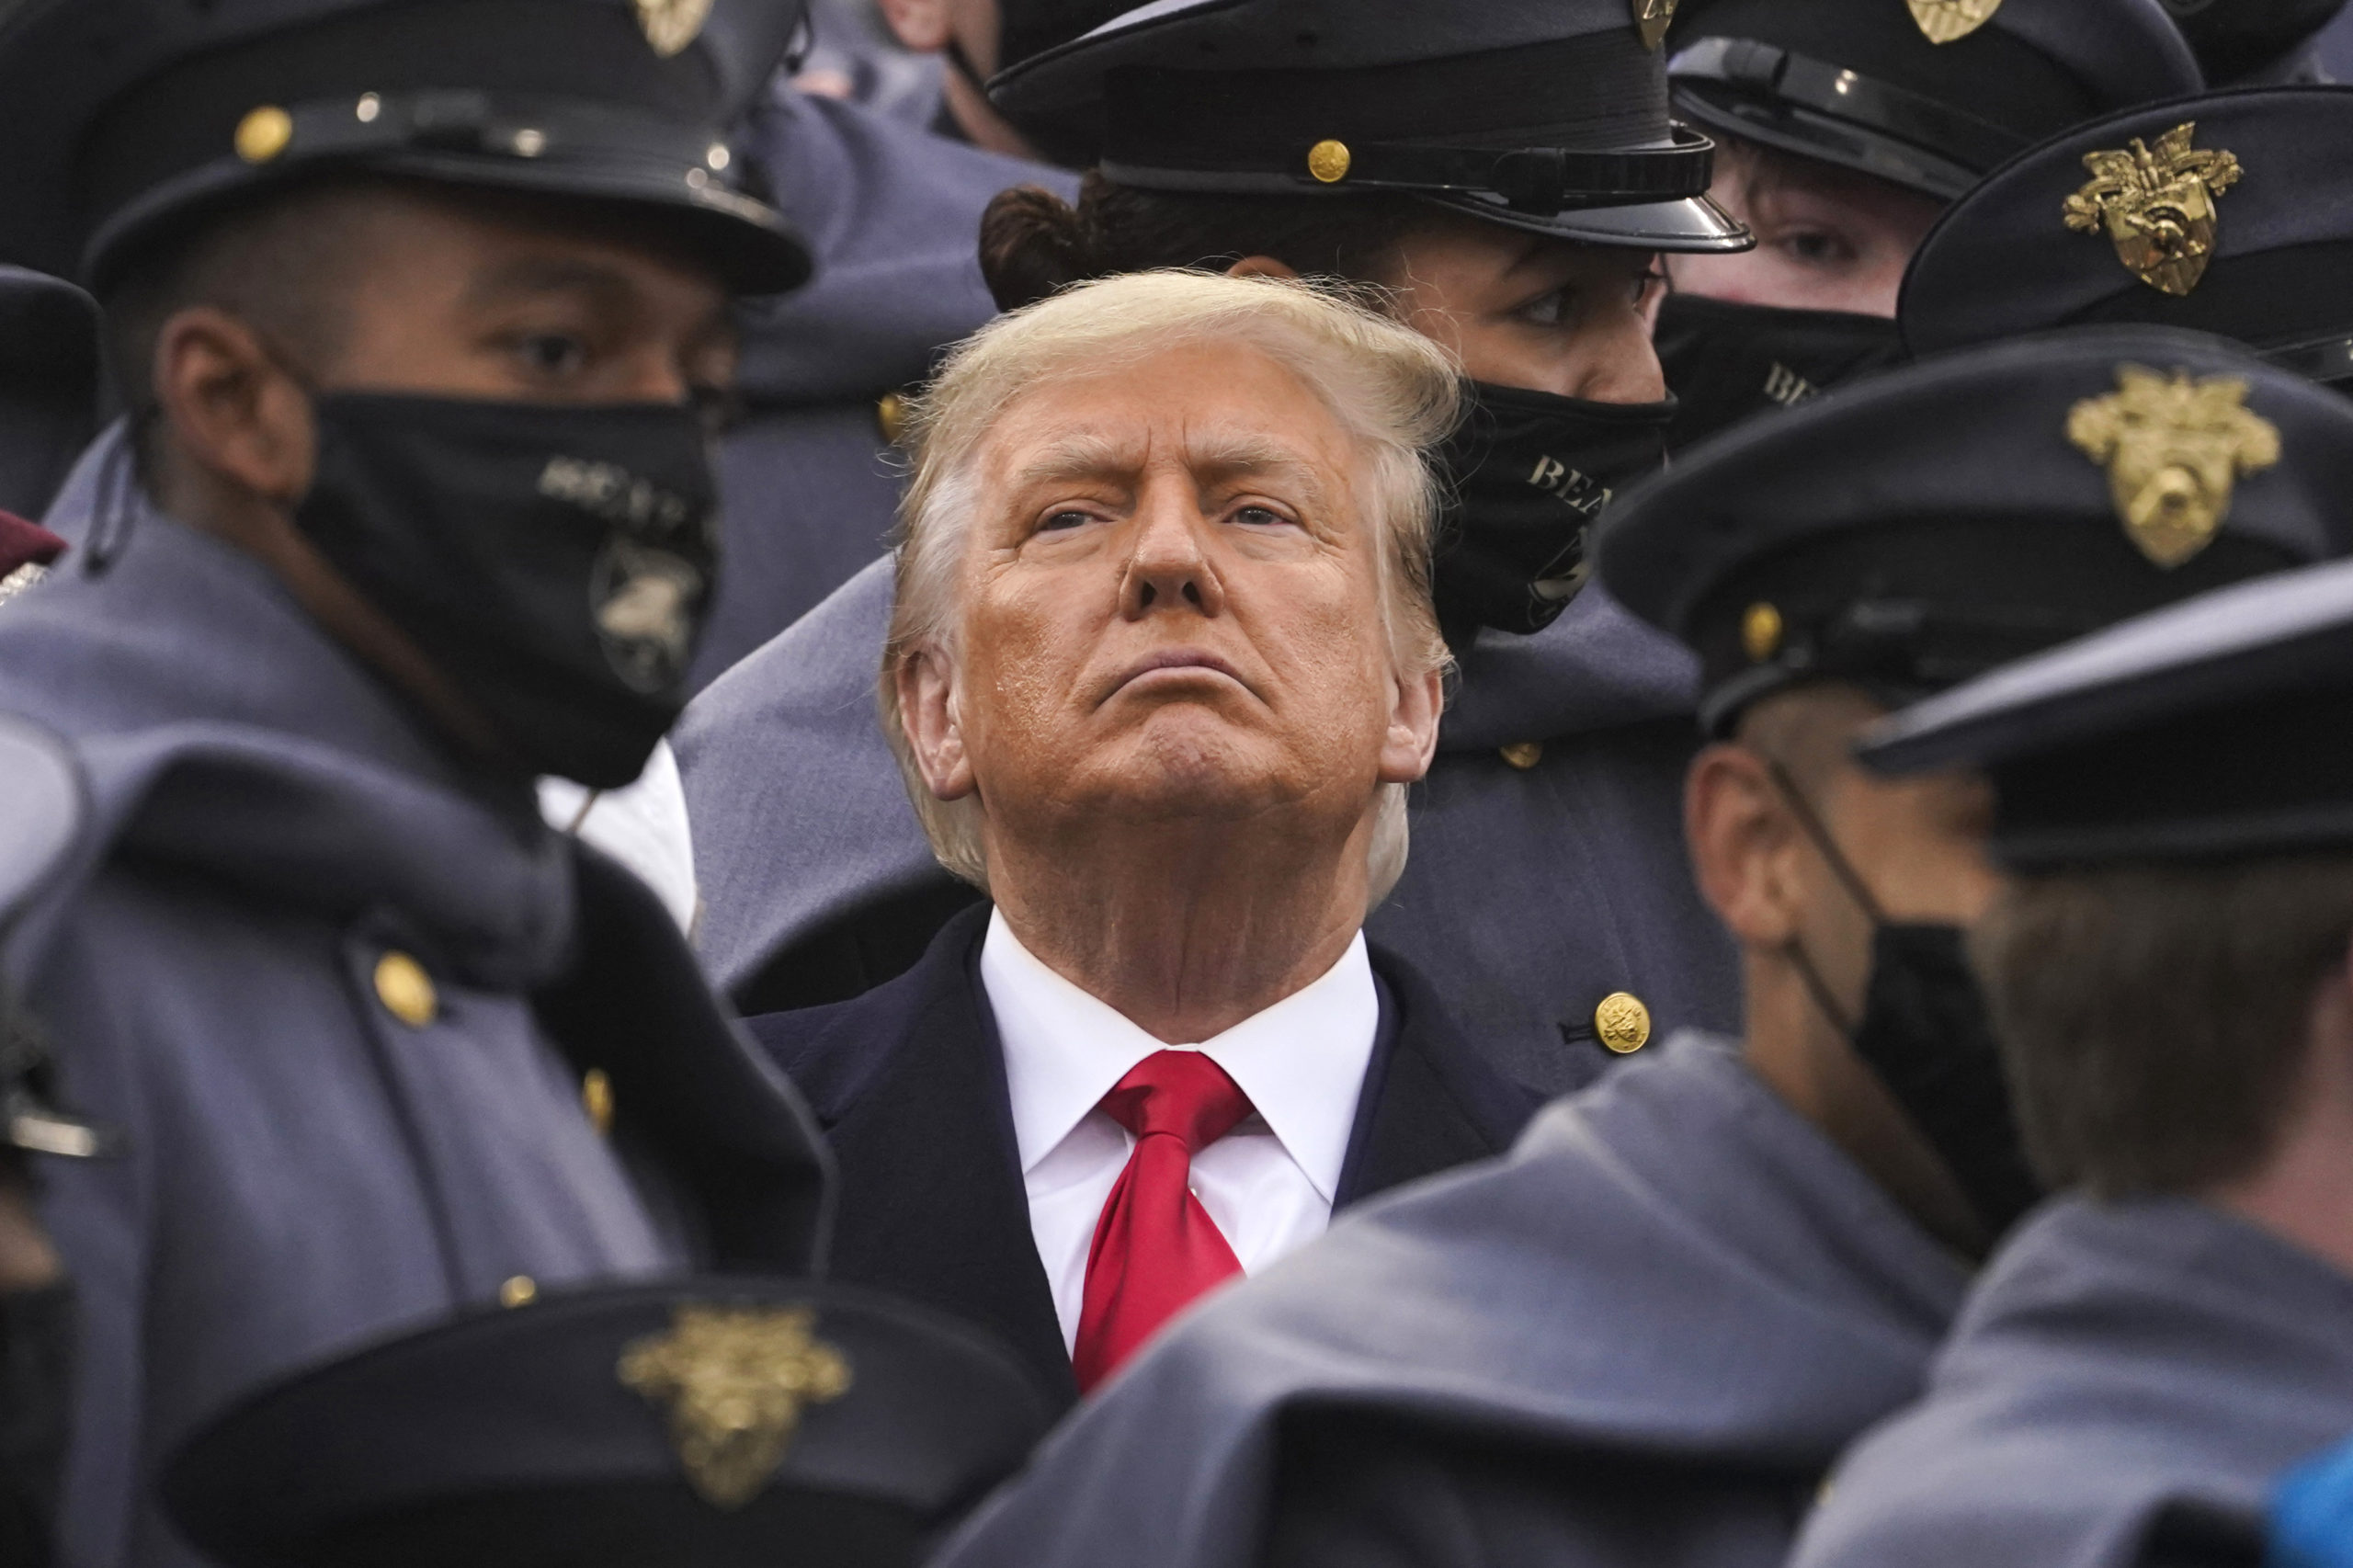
[980,908,1381,1202]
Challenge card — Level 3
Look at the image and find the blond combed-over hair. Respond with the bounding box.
[880,268,1462,899]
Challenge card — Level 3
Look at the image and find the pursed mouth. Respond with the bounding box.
[1103,648,1258,704]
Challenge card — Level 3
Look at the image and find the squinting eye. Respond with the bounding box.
[517,334,590,377]
[1040,509,1093,532]
[1233,506,1288,528]
[1516,288,1571,327]
[1781,231,1856,267]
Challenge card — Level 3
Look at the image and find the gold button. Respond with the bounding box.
[499,1275,539,1309]
[234,105,295,165]
[372,950,438,1028]
[1742,601,1784,664]
[875,391,906,447]
[582,1069,616,1136]
[1595,992,1653,1054]
[1499,741,1544,770]
[1306,139,1353,184]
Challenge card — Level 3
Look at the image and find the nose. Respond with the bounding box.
[1571,294,1670,404]
[1119,485,1226,620]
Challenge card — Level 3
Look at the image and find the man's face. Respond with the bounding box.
[1665,142,1946,317]
[1781,687,2004,1010]
[915,337,1435,858]
[1381,210,1668,402]
[307,187,737,415]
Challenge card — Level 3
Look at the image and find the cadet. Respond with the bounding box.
[0,2,833,1563]
[1655,0,2200,449]
[681,0,1755,1094]
[928,326,2353,1568]
[0,719,112,1568]
[1903,85,2353,390]
[159,1278,1051,1567]
[1790,556,2353,1568]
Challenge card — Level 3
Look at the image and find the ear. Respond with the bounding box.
[1225,256,1302,282]
[1376,666,1444,786]
[1685,741,1808,947]
[874,0,953,52]
[894,644,978,802]
[153,306,316,506]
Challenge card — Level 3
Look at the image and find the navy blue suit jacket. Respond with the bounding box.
[745,903,1543,1409]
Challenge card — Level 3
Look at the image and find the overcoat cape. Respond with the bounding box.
[1792,1197,2353,1568]
[0,498,829,1568]
[934,1034,1970,1568]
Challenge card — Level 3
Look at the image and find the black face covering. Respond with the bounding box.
[1430,381,1675,652]
[1767,762,2044,1240]
[294,394,722,790]
[1652,293,1908,454]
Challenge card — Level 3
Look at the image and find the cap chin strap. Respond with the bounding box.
[2264,329,2353,388]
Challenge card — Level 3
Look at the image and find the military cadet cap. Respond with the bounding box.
[1903,86,2353,388]
[1594,324,2353,735]
[2164,0,2349,86]
[1858,554,2353,869]
[0,0,814,294]
[1667,0,2204,201]
[0,268,99,521]
[162,1278,1053,1568]
[990,0,1752,255]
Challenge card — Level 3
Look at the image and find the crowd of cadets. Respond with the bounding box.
[5,0,2353,1564]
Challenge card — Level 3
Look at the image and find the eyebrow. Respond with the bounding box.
[464,256,635,304]
[1006,428,1333,507]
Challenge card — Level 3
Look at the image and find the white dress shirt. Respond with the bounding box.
[979,908,1381,1353]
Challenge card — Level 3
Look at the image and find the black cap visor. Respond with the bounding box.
[82,92,810,296]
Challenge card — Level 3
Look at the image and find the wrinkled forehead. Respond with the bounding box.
[969,337,1368,508]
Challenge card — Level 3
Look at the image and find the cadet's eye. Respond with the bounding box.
[1232,505,1289,528]
[1780,229,1859,268]
[1514,287,1573,328]
[1040,508,1095,533]
[515,332,592,378]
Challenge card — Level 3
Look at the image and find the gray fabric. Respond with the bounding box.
[1791,1197,2353,1568]
[677,561,1740,1094]
[933,1033,1971,1568]
[693,87,1076,682]
[0,495,744,1568]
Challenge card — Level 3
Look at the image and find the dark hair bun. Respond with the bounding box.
[979,183,1101,312]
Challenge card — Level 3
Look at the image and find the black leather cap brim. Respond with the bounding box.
[1427,188,1752,253]
[85,148,813,299]
[1672,87,1972,201]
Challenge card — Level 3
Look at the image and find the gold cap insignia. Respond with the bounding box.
[1906,0,2003,44]
[1306,140,1352,184]
[1634,0,1679,51]
[619,1305,854,1509]
[633,0,714,57]
[1742,602,1784,664]
[2063,123,2243,298]
[2066,366,2280,569]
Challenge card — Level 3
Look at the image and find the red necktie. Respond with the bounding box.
[1071,1049,1254,1392]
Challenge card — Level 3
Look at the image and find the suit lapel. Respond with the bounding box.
[812,911,1080,1408]
[1335,949,1546,1209]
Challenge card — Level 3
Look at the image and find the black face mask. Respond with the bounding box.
[1652,294,1908,454]
[294,394,722,790]
[1768,763,2044,1240]
[1430,381,1675,652]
